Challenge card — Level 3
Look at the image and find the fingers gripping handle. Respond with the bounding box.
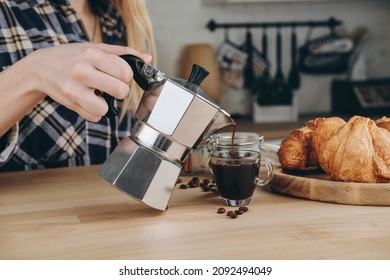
[103,54,150,118]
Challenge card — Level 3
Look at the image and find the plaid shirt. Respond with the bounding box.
[0,0,132,171]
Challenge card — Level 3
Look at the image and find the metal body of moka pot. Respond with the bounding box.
[99,55,235,210]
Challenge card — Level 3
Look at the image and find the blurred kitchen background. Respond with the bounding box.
[145,0,390,121]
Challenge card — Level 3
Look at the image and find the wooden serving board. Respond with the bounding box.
[268,168,390,206]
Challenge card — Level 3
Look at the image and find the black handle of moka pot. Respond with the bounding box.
[102,54,151,118]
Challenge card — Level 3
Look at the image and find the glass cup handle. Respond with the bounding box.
[255,159,274,187]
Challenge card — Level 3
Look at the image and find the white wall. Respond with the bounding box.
[145,0,390,115]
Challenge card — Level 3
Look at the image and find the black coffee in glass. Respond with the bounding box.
[209,149,266,207]
[210,160,259,201]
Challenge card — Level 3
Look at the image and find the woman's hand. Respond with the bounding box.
[28,43,152,122]
[0,43,152,136]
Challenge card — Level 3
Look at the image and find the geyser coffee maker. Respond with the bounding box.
[99,55,235,210]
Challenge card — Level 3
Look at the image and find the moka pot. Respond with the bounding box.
[99,55,235,211]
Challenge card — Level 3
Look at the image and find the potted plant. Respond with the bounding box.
[251,74,297,123]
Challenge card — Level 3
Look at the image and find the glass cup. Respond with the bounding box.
[209,149,274,207]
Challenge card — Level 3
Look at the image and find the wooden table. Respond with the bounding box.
[1,165,390,260]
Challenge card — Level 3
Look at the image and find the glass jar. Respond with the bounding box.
[208,132,264,152]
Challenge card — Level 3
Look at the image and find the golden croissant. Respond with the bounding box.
[277,117,345,170]
[376,116,390,132]
[278,116,390,183]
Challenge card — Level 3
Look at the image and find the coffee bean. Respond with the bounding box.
[235,210,244,215]
[239,206,249,212]
[192,177,200,184]
[217,207,226,214]
[227,211,234,216]
[230,212,238,219]
[203,179,210,185]
[176,178,182,184]
[188,181,199,188]
[179,184,188,189]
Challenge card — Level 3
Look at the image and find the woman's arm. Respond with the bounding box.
[0,43,151,137]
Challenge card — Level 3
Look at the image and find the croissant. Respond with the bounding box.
[277,117,345,170]
[375,116,390,132]
[278,115,390,183]
[314,116,390,183]
[277,118,320,170]
[311,117,346,158]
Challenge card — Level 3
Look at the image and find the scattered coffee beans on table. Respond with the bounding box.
[224,207,250,219]
[176,177,250,219]
[176,176,217,193]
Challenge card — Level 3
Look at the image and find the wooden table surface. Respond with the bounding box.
[1,164,390,260]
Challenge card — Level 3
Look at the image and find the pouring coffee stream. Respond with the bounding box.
[99,54,235,210]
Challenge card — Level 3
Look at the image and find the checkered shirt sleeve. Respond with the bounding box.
[0,0,132,171]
